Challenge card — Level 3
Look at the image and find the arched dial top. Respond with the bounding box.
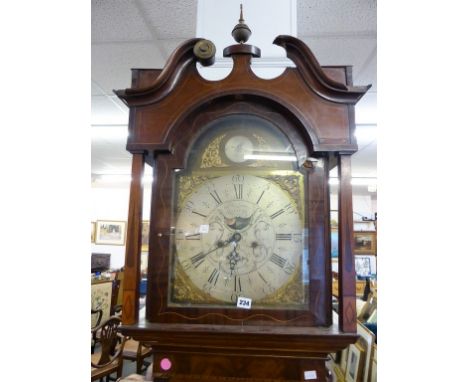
[168,114,308,310]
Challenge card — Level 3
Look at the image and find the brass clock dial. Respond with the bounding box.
[174,174,303,304]
[168,114,308,309]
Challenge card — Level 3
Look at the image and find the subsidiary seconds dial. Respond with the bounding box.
[174,174,303,303]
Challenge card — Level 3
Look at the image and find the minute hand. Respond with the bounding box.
[191,236,237,265]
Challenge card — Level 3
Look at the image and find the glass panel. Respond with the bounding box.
[168,114,309,310]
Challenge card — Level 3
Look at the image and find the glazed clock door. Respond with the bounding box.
[154,112,313,317]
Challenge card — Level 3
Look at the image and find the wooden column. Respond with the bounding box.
[307,158,332,325]
[122,152,145,325]
[337,154,356,332]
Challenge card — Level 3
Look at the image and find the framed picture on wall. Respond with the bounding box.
[355,256,372,277]
[95,220,127,246]
[141,220,150,252]
[91,221,96,243]
[353,231,377,255]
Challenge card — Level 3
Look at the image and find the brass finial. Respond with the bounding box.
[231,3,251,43]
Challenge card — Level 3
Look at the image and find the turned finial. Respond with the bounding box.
[231,4,252,43]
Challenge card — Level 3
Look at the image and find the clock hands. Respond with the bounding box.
[195,232,243,262]
[226,232,242,274]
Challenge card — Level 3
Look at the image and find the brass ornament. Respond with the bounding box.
[171,261,222,304]
[200,134,228,168]
[231,4,252,44]
[193,39,216,66]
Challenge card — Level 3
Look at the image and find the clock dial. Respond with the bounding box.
[174,174,303,303]
[224,135,254,163]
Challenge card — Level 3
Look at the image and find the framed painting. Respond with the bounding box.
[355,256,372,277]
[333,365,345,382]
[91,280,112,326]
[95,220,127,246]
[141,220,150,252]
[369,344,377,382]
[91,221,96,243]
[345,343,365,382]
[357,321,376,382]
[339,346,348,372]
[353,231,377,255]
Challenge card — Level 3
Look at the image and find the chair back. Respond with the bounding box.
[91,308,103,329]
[92,316,125,367]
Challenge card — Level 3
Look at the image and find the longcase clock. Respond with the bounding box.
[115,14,370,382]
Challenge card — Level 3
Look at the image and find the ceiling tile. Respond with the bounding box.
[92,0,154,42]
[91,81,105,96]
[301,37,375,76]
[297,0,377,37]
[91,95,129,125]
[353,51,377,90]
[92,41,166,94]
[355,92,377,124]
[139,0,197,39]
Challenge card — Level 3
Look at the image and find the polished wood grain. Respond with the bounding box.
[115,37,368,154]
[337,154,356,333]
[306,158,332,326]
[122,152,145,325]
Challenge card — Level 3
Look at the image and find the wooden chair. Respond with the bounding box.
[91,308,103,353]
[110,278,122,316]
[123,339,152,374]
[91,316,126,382]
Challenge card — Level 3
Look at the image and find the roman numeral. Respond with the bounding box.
[209,190,222,205]
[256,190,265,204]
[270,209,285,220]
[207,268,220,286]
[276,233,292,240]
[192,211,207,218]
[234,184,243,199]
[234,275,242,292]
[270,253,287,268]
[190,252,207,268]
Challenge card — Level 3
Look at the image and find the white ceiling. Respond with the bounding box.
[91,0,377,192]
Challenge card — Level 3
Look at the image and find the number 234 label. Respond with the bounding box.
[236,297,252,309]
